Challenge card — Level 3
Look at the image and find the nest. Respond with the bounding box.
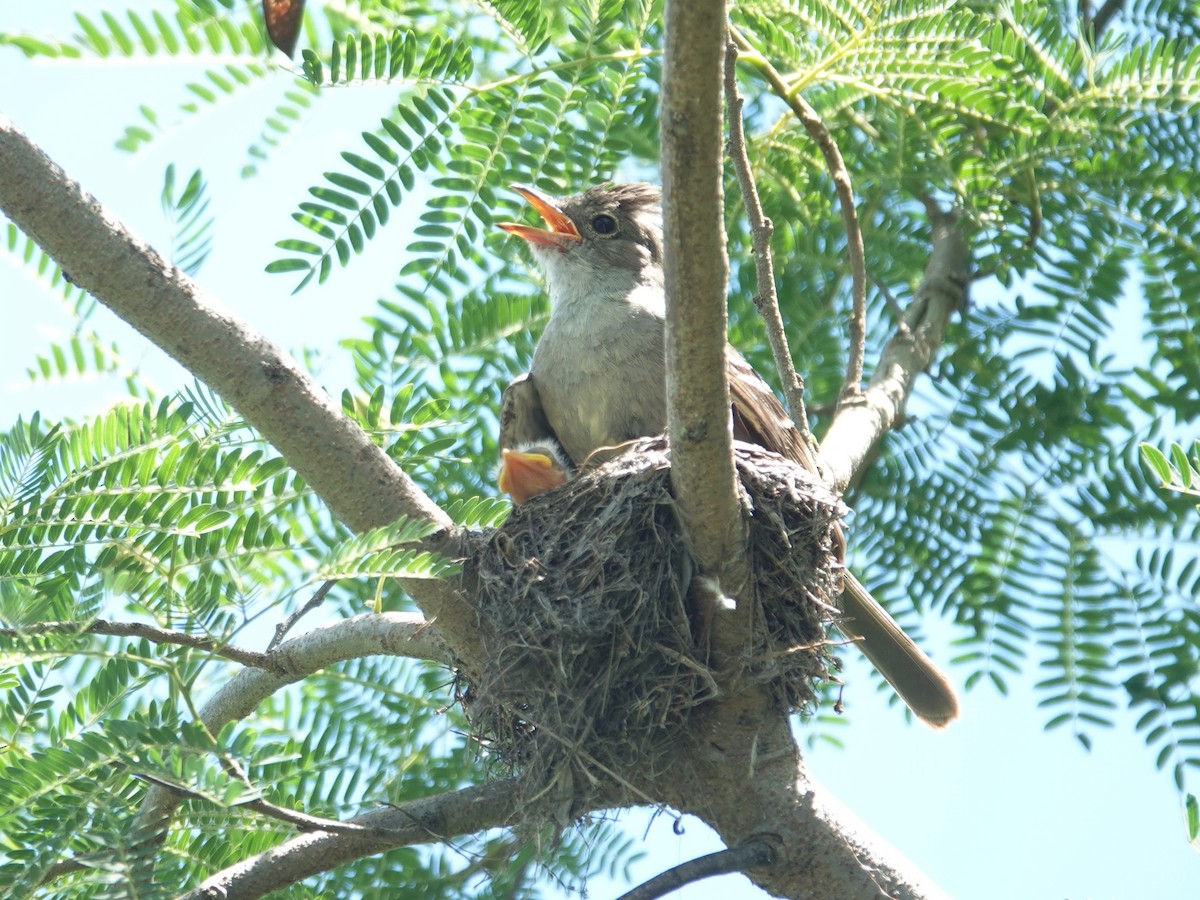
[461,439,844,821]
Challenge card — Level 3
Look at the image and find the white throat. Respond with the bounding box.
[528,248,669,464]
[539,249,665,320]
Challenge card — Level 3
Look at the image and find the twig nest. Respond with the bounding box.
[462,438,844,821]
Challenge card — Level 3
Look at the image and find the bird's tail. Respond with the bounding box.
[834,574,960,728]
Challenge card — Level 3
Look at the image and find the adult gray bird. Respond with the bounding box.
[498,182,959,728]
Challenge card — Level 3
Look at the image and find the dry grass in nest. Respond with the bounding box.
[461,439,844,821]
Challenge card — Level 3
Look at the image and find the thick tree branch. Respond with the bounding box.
[818,204,970,492]
[654,12,954,900]
[667,698,949,899]
[0,113,483,659]
[723,36,812,447]
[180,778,526,899]
[660,0,740,579]
[0,120,446,538]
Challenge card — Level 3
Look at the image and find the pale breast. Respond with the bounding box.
[532,295,667,465]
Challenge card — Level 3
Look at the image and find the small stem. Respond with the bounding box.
[729,27,867,404]
[723,36,812,446]
[4,619,270,668]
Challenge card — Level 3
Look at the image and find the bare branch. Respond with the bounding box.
[729,27,868,403]
[1,618,270,669]
[269,579,336,651]
[132,772,378,836]
[660,0,742,577]
[723,37,812,446]
[180,779,524,899]
[619,839,776,900]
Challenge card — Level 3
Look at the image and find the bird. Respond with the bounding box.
[498,440,572,505]
[496,372,573,504]
[496,182,959,728]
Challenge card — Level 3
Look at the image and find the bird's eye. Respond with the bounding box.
[590,214,617,235]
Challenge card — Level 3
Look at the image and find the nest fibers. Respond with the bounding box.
[462,438,845,820]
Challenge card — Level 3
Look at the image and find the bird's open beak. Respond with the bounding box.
[497,184,581,249]
[498,447,569,504]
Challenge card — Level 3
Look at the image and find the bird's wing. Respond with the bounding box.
[725,347,820,475]
[500,373,561,451]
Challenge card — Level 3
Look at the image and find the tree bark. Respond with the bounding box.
[660,0,741,577]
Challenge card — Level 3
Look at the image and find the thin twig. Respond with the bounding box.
[870,273,912,336]
[618,839,776,900]
[723,36,812,446]
[269,578,336,651]
[3,618,270,668]
[132,773,380,836]
[729,26,867,404]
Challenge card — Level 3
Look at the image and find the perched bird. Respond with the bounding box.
[496,373,573,505]
[497,182,959,728]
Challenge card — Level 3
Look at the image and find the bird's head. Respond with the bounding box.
[498,183,663,300]
[498,440,573,505]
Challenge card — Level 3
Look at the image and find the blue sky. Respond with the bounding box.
[2,5,1198,898]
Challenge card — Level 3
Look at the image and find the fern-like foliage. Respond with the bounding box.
[5,0,1200,893]
[714,0,1200,799]
[161,164,214,276]
[0,388,469,895]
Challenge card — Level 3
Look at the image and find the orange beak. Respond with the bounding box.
[497,184,581,249]
[499,447,569,505]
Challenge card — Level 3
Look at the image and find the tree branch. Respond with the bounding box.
[658,15,952,899]
[180,778,525,899]
[132,772,382,836]
[0,113,481,665]
[817,204,970,492]
[1,618,271,669]
[619,839,776,900]
[660,1,742,578]
[667,701,950,899]
[131,612,449,849]
[723,36,812,446]
[269,578,336,651]
[729,27,868,403]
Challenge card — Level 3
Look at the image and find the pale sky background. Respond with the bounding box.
[1,4,1198,899]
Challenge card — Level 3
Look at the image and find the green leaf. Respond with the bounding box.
[1141,443,1172,484]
